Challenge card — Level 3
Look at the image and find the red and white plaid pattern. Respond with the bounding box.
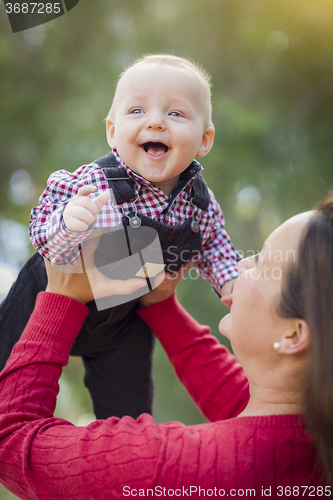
[29,151,240,293]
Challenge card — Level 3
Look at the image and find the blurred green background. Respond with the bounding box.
[1,0,333,497]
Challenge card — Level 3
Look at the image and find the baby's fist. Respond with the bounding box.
[63,185,110,232]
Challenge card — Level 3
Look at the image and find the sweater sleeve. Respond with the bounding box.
[137,294,249,422]
[0,293,169,499]
[0,292,249,500]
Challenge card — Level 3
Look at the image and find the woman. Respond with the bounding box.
[0,195,332,499]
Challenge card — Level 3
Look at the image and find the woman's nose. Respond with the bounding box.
[237,256,253,273]
[237,260,246,273]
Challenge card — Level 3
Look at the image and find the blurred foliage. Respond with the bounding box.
[1,0,333,496]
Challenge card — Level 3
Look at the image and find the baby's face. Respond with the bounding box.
[107,64,214,196]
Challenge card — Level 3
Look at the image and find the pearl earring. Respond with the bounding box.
[273,342,281,351]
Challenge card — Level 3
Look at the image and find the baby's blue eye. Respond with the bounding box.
[169,111,182,117]
[131,109,143,114]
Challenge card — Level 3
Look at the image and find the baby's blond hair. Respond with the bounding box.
[107,54,213,128]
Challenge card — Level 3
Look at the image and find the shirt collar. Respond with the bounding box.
[112,149,203,197]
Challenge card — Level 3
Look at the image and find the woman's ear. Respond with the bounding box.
[106,119,116,149]
[279,319,311,355]
[196,127,215,158]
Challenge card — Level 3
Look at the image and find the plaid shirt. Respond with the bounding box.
[29,151,240,293]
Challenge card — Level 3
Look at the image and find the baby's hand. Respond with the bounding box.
[63,185,111,232]
[220,278,237,309]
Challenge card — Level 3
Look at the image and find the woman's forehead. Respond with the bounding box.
[263,211,313,262]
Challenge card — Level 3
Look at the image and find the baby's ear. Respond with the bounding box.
[106,119,116,148]
[196,127,215,158]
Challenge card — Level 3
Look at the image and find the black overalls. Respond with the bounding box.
[0,152,210,419]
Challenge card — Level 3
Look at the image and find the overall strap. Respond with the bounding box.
[168,159,210,212]
[94,152,136,205]
[190,173,210,212]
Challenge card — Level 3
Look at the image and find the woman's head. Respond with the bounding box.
[219,192,333,484]
[219,210,313,378]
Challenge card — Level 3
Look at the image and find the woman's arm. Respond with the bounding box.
[0,255,244,499]
[0,292,246,500]
[0,293,165,499]
[138,294,249,422]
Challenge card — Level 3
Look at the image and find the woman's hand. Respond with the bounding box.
[44,232,147,304]
[139,261,193,307]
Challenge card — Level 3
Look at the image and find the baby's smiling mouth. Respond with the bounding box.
[141,142,170,157]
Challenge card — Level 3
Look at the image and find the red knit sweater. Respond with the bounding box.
[0,293,324,499]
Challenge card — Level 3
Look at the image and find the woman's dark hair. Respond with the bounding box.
[277,192,333,485]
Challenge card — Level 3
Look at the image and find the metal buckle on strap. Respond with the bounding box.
[112,194,142,228]
[103,175,130,181]
[104,177,130,181]
[190,198,202,233]
[100,168,130,181]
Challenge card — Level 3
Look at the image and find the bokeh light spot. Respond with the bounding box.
[9,170,35,206]
[266,30,289,53]
[235,185,261,221]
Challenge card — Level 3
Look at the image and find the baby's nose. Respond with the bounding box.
[147,123,163,130]
[146,113,166,130]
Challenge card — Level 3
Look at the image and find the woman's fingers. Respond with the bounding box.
[45,255,148,304]
[86,265,147,299]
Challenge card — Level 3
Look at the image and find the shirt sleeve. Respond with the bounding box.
[194,188,242,294]
[138,295,249,422]
[29,165,102,265]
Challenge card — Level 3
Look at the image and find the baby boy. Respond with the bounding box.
[1,55,240,419]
